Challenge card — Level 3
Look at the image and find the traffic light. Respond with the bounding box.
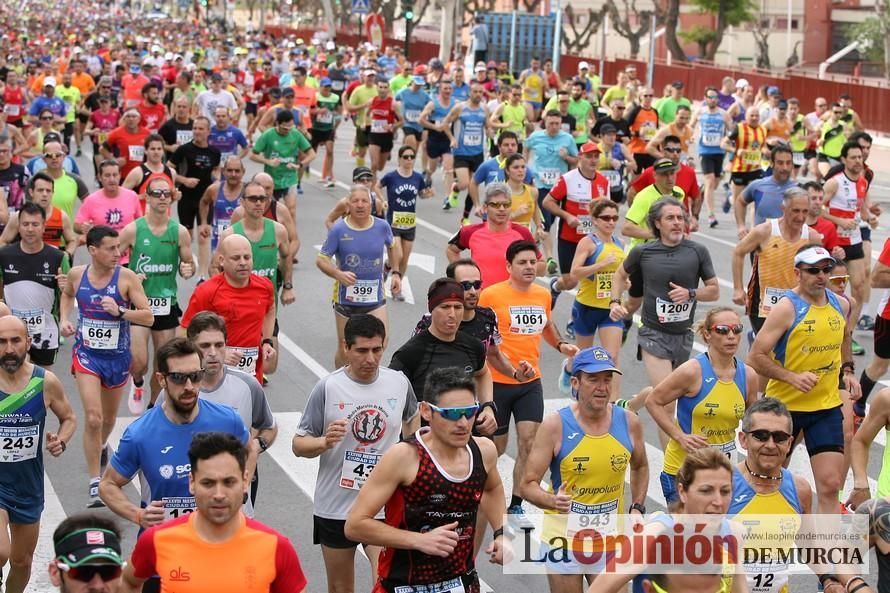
[402,0,414,21]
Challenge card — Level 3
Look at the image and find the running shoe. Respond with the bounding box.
[546,257,559,276]
[447,183,460,208]
[441,196,452,210]
[565,320,575,341]
[857,315,876,331]
[549,277,560,308]
[461,217,471,226]
[325,179,336,188]
[557,359,572,395]
[507,504,535,530]
[296,184,304,195]
[708,214,718,228]
[76,148,82,157]
[614,399,631,410]
[852,339,865,356]
[127,382,145,416]
[87,479,105,509]
[721,183,732,213]
[392,291,406,302]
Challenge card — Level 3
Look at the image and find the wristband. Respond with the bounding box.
[59,440,66,452]
[842,361,855,374]
[556,340,568,352]
[391,271,402,277]
[846,577,866,587]
[848,583,869,593]
[493,527,504,539]
[819,574,840,588]
[262,338,274,347]
[135,508,145,526]
[609,298,621,306]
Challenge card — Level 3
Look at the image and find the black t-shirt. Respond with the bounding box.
[158,118,196,158]
[591,115,631,141]
[84,91,120,112]
[413,306,500,352]
[169,141,221,201]
[389,329,486,401]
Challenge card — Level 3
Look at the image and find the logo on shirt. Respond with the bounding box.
[828,315,841,331]
[104,209,123,227]
[159,464,174,479]
[344,254,360,268]
[161,446,173,454]
[169,567,190,582]
[351,407,387,444]
[733,494,749,504]
[566,432,579,440]
[610,453,629,473]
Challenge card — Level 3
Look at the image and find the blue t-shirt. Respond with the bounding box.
[208,125,248,160]
[452,83,470,102]
[26,155,80,176]
[110,399,249,512]
[742,176,796,224]
[28,96,67,119]
[380,170,428,222]
[395,88,431,131]
[454,105,487,157]
[525,129,578,188]
[473,156,536,185]
[320,217,394,307]
[698,109,727,155]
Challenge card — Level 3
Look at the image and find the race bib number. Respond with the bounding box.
[394,577,466,593]
[215,219,230,236]
[405,109,421,123]
[392,211,416,229]
[760,287,785,316]
[703,133,722,147]
[837,217,861,240]
[746,567,790,593]
[576,215,592,235]
[316,111,333,124]
[642,125,657,140]
[792,152,805,166]
[128,145,145,162]
[162,496,196,520]
[371,119,388,133]
[81,319,120,350]
[345,279,379,304]
[713,441,738,463]
[330,80,345,91]
[176,130,193,145]
[97,132,108,144]
[509,305,546,335]
[595,272,613,300]
[12,308,45,337]
[539,168,560,186]
[147,297,171,316]
[601,169,622,189]
[3,104,20,116]
[566,499,619,538]
[463,132,482,146]
[742,150,761,167]
[228,346,259,376]
[339,450,381,490]
[0,425,38,462]
[655,297,693,324]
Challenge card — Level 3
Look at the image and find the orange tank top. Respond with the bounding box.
[749,219,811,318]
[731,123,767,173]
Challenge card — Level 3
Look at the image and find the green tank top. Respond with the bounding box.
[879,428,890,498]
[789,114,807,152]
[821,121,846,158]
[233,219,278,285]
[130,217,180,311]
[502,102,528,140]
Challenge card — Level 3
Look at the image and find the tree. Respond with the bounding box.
[511,0,543,14]
[604,0,665,59]
[750,15,771,69]
[663,0,687,62]
[846,0,890,78]
[675,0,756,61]
[562,5,608,55]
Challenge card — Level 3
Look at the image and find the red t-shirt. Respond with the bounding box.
[547,168,611,243]
[809,216,840,252]
[105,126,151,180]
[136,102,167,134]
[449,223,540,287]
[131,513,306,593]
[631,163,701,201]
[180,273,274,381]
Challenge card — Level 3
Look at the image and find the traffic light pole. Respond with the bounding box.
[405,19,413,58]
[402,0,415,58]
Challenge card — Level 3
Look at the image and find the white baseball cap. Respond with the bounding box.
[579,61,590,69]
[794,246,836,267]
[735,78,749,89]
[43,76,56,87]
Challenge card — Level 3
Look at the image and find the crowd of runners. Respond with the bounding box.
[0,1,889,592]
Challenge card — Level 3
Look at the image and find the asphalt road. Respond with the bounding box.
[20,122,890,592]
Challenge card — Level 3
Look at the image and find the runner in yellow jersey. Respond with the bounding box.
[749,246,859,515]
[489,85,534,148]
[647,307,757,505]
[569,200,625,393]
[519,58,546,120]
[520,347,648,593]
[504,153,545,232]
[729,397,813,593]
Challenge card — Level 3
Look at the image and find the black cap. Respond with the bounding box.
[654,157,679,173]
[600,123,617,135]
[281,87,295,97]
[43,132,64,145]
[54,528,123,567]
[210,72,223,82]
[671,80,684,89]
[352,166,373,181]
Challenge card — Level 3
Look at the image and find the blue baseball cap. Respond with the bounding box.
[412,75,425,85]
[572,347,622,375]
[320,77,332,86]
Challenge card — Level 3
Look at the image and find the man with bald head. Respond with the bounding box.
[179,234,276,383]
[0,314,76,593]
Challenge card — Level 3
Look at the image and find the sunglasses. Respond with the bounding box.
[642,94,654,97]
[459,280,482,290]
[744,429,792,444]
[706,95,718,100]
[164,370,205,385]
[57,562,123,582]
[613,106,626,110]
[40,116,54,121]
[799,265,834,275]
[427,402,480,421]
[243,195,267,203]
[401,154,416,160]
[710,324,744,335]
[829,274,849,286]
[44,152,64,159]
[487,201,512,209]
[147,189,173,198]
[663,148,681,154]
[597,215,619,222]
